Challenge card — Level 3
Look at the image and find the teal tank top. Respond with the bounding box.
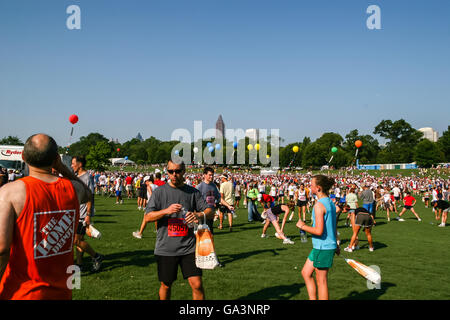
[311,197,337,250]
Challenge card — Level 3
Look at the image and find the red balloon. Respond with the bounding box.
[355,140,363,148]
[117,148,120,152]
[69,114,79,124]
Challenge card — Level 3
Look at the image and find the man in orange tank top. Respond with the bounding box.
[0,133,92,300]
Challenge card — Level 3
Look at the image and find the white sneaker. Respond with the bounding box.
[369,247,374,252]
[261,234,268,238]
[438,223,445,227]
[138,207,141,210]
[418,218,422,222]
[344,247,353,252]
[398,218,405,222]
[283,238,294,244]
[132,231,142,239]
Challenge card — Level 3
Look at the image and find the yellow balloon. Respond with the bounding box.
[255,144,260,151]
[292,146,299,153]
[247,144,253,150]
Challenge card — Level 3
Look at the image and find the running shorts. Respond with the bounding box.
[308,249,335,269]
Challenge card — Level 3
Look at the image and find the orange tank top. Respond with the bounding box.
[0,176,80,300]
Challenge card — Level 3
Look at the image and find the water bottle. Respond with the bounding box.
[181,207,195,228]
[231,209,237,218]
[300,230,307,243]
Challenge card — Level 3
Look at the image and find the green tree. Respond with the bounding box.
[343,129,380,164]
[69,133,110,157]
[302,142,326,168]
[414,140,444,168]
[437,126,450,162]
[86,141,113,171]
[280,143,303,168]
[0,136,24,146]
[302,133,346,168]
[373,119,423,163]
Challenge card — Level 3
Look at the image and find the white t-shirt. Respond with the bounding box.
[393,187,401,197]
[115,178,123,191]
[270,186,277,197]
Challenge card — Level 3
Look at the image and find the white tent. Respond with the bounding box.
[260,169,277,175]
[110,158,136,165]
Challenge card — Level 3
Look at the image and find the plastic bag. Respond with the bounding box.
[86,224,102,239]
[195,214,219,269]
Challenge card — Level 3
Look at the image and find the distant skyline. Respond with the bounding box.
[1,0,449,148]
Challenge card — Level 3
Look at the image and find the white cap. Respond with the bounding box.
[143,176,150,182]
[155,169,161,174]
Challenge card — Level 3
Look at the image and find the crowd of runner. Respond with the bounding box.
[85,167,450,232]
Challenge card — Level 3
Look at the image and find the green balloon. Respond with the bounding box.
[331,147,338,153]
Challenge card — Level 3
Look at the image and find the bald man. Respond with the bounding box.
[0,133,92,300]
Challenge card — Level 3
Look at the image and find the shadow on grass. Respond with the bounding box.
[340,282,396,300]
[338,240,388,250]
[93,214,118,218]
[237,283,304,300]
[89,220,117,224]
[219,248,287,265]
[90,250,156,272]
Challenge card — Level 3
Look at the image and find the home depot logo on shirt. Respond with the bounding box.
[34,210,77,259]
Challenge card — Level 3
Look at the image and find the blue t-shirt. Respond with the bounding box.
[311,197,337,250]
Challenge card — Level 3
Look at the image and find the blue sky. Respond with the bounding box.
[1,0,449,147]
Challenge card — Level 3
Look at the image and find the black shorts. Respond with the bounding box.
[297,200,307,207]
[404,205,413,210]
[219,205,231,214]
[76,221,86,236]
[156,253,202,284]
[394,196,400,201]
[139,189,147,199]
[355,213,373,228]
[235,196,241,201]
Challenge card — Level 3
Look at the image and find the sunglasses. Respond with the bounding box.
[168,169,183,174]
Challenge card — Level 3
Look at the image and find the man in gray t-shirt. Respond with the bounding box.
[196,167,221,234]
[71,156,103,272]
[144,160,213,300]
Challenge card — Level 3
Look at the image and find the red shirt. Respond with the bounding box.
[404,195,415,206]
[154,179,165,187]
[262,194,274,203]
[125,176,133,185]
[0,176,80,300]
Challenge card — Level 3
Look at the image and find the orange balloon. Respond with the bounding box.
[355,140,363,148]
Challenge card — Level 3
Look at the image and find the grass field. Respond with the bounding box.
[73,194,450,300]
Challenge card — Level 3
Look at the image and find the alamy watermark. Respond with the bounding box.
[65,4,381,31]
[170,121,280,167]
[367,265,382,290]
[66,265,81,290]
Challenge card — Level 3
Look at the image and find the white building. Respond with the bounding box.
[245,128,259,141]
[418,127,438,142]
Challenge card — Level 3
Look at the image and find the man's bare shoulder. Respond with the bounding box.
[0,180,26,216]
[0,180,26,201]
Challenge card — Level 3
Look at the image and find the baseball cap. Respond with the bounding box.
[220,174,228,180]
[143,176,150,182]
